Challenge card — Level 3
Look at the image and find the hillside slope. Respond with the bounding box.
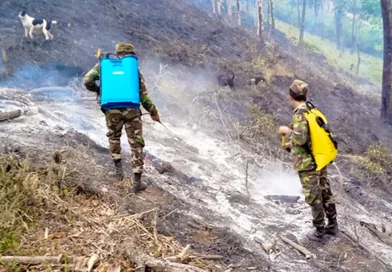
[1,0,392,271]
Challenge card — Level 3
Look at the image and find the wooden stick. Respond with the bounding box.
[189,254,224,260]
[165,244,191,262]
[0,255,74,265]
[245,160,250,199]
[1,48,7,62]
[279,235,315,259]
[0,109,22,122]
[254,237,277,253]
[126,248,207,272]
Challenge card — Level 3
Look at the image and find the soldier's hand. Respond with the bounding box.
[278,126,292,135]
[282,142,291,150]
[151,114,160,122]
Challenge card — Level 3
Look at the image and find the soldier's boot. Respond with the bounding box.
[109,160,124,181]
[306,227,325,242]
[132,173,147,194]
[325,218,339,236]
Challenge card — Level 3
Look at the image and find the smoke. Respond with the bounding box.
[139,58,219,119]
[252,163,303,196]
[0,59,5,75]
[1,63,83,90]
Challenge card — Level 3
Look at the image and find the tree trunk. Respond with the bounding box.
[236,0,241,26]
[227,0,232,23]
[267,0,271,36]
[217,0,222,16]
[212,0,217,14]
[355,21,362,76]
[255,0,258,28]
[299,0,306,44]
[351,0,357,54]
[257,0,265,44]
[314,0,320,32]
[380,0,392,123]
[320,0,324,38]
[297,0,301,27]
[270,0,275,30]
[334,2,343,52]
[355,42,361,76]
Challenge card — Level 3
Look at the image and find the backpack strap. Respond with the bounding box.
[305,101,338,150]
[99,53,120,60]
[305,101,316,110]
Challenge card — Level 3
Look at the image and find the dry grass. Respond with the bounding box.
[0,146,218,271]
[0,153,61,255]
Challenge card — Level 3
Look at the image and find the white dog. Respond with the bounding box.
[18,11,57,40]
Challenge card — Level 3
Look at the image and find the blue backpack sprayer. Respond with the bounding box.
[95,49,183,142]
[99,51,140,110]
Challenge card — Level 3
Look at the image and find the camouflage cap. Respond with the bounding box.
[115,43,135,54]
[290,79,309,97]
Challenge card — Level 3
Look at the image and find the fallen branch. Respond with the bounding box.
[245,160,250,199]
[187,220,213,231]
[0,109,22,122]
[0,255,73,265]
[189,253,224,260]
[254,237,278,253]
[126,248,207,272]
[165,244,191,262]
[279,235,315,259]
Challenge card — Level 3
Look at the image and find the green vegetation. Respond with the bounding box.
[276,20,382,87]
[274,0,383,57]
[362,143,392,176]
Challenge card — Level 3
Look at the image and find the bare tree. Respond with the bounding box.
[227,0,233,22]
[217,0,222,16]
[299,0,306,44]
[380,0,392,123]
[257,0,265,44]
[212,0,217,14]
[267,0,271,33]
[266,0,275,36]
[236,0,241,26]
[297,0,301,27]
[254,0,258,28]
[334,0,344,52]
[270,0,275,30]
[350,0,358,54]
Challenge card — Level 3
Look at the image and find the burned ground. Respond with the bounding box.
[1,0,392,271]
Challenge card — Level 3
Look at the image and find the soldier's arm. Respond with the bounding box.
[139,70,158,116]
[83,63,100,94]
[289,113,309,146]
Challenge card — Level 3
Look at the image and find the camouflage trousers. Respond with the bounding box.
[298,167,337,228]
[104,108,145,174]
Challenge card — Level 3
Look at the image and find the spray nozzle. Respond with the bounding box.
[281,135,286,148]
[95,48,102,59]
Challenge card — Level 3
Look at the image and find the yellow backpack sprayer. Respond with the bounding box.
[282,102,345,194]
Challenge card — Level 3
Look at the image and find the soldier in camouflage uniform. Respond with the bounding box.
[279,80,338,241]
[83,42,160,194]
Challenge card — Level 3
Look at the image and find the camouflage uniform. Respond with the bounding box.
[83,43,158,174]
[288,81,337,229]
